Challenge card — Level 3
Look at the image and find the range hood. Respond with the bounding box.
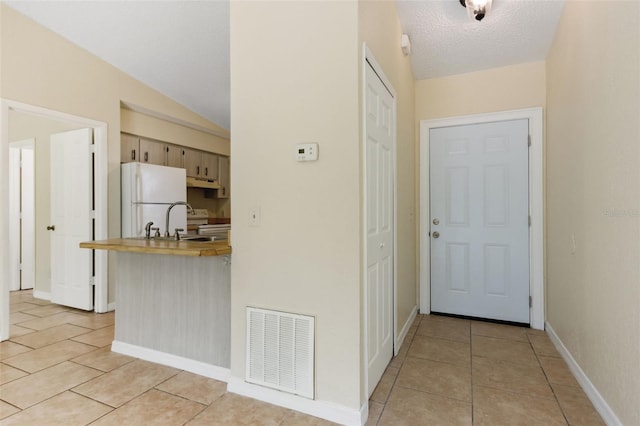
[186,177,222,190]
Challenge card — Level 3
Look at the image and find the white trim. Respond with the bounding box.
[32,290,51,301]
[107,302,116,312]
[362,44,399,398]
[227,377,363,426]
[0,104,9,340]
[0,99,109,342]
[395,305,417,356]
[419,107,545,329]
[111,340,230,383]
[545,323,622,426]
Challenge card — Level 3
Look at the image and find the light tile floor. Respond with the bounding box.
[1,290,604,425]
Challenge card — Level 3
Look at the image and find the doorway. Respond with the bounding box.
[420,108,544,329]
[0,100,109,341]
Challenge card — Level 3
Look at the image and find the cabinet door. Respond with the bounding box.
[121,133,140,163]
[165,144,183,168]
[182,147,202,177]
[202,152,219,181]
[140,138,167,165]
[217,156,230,198]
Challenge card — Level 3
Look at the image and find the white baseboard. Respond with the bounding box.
[32,290,50,301]
[545,322,622,426]
[395,305,418,356]
[111,340,230,383]
[227,377,364,426]
[107,302,116,312]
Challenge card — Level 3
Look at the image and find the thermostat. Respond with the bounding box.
[296,143,318,162]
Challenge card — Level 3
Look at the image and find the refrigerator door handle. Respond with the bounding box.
[136,169,143,236]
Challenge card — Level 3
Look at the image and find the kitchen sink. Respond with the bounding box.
[126,235,219,242]
[180,236,217,242]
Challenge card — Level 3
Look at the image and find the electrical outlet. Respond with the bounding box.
[249,206,261,227]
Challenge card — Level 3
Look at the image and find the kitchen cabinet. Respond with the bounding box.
[202,152,219,180]
[121,133,140,163]
[139,138,166,165]
[165,144,183,168]
[217,156,230,198]
[183,149,219,180]
[182,147,202,177]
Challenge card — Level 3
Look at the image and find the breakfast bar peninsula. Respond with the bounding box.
[80,238,231,379]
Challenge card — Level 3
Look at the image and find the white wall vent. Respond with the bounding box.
[246,307,315,399]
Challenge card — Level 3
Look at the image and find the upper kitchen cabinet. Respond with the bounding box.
[217,156,230,198]
[165,144,183,168]
[121,133,182,168]
[139,138,166,165]
[121,133,140,163]
[202,152,219,181]
[182,147,203,178]
[183,148,219,180]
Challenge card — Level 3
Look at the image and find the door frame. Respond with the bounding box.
[0,99,109,341]
[362,44,398,397]
[419,108,544,329]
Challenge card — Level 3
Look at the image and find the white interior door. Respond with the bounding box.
[430,119,529,323]
[50,128,94,310]
[9,146,21,291]
[365,61,394,396]
[21,146,35,290]
[9,141,35,291]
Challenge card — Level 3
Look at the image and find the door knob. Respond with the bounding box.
[47,225,55,231]
[432,218,440,225]
[432,231,440,239]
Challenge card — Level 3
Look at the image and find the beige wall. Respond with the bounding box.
[121,109,230,156]
[358,0,417,402]
[546,2,640,424]
[1,4,228,303]
[230,1,361,410]
[415,61,546,121]
[9,111,83,294]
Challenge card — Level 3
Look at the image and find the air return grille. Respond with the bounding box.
[246,307,315,399]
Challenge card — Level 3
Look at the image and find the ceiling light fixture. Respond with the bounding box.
[459,0,492,21]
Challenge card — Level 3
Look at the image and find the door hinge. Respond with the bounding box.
[89,210,96,219]
[90,144,96,153]
[528,215,531,227]
[528,135,531,147]
[90,277,96,286]
[529,296,532,307]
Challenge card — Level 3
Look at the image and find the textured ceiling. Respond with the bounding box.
[396,0,566,79]
[5,1,565,131]
[5,0,230,130]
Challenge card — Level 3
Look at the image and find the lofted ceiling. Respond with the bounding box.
[5,1,565,131]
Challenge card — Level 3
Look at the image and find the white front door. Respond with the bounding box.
[50,128,94,310]
[430,119,529,323]
[365,61,394,396]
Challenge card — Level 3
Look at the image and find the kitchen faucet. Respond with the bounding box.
[165,202,194,238]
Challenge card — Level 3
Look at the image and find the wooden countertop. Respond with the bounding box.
[80,238,231,257]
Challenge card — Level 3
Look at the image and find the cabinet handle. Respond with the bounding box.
[131,150,136,161]
[197,166,200,175]
[144,152,149,162]
[205,167,208,176]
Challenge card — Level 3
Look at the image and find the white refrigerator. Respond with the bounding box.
[121,162,187,238]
